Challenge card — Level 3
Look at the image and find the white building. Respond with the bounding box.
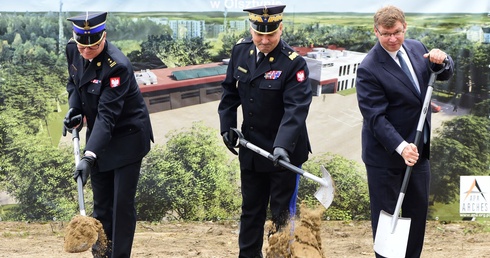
[466,26,490,43]
[303,47,367,95]
[167,20,205,39]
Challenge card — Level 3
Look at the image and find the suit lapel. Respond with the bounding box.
[80,64,96,86]
[377,43,421,99]
[80,53,105,87]
[76,55,85,86]
[404,44,427,99]
[246,45,257,74]
[254,58,272,80]
[251,44,281,81]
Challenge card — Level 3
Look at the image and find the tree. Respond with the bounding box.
[1,124,79,221]
[301,153,370,220]
[132,34,213,68]
[430,115,490,204]
[217,30,249,59]
[137,122,241,221]
[471,99,490,118]
[0,62,64,134]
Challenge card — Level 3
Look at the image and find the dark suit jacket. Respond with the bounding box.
[218,38,312,172]
[356,39,454,169]
[66,40,153,172]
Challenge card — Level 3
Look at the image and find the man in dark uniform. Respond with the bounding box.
[63,12,153,258]
[218,5,312,258]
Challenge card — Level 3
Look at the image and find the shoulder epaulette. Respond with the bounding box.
[288,51,299,60]
[236,37,252,45]
[279,40,299,60]
[280,48,299,61]
[106,56,117,68]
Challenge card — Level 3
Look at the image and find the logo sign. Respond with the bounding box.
[460,176,490,217]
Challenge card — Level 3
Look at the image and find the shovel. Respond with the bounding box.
[63,115,106,253]
[230,128,335,209]
[374,59,449,257]
[63,115,85,215]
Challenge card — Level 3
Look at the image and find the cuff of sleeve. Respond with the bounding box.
[395,141,408,156]
[84,150,97,158]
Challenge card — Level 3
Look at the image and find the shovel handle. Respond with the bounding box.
[71,128,86,216]
[390,61,444,233]
[236,136,329,187]
[77,177,86,216]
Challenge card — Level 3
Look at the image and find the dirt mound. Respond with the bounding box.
[63,215,107,254]
[266,205,326,258]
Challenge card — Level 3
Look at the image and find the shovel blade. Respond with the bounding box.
[313,166,335,209]
[374,210,411,258]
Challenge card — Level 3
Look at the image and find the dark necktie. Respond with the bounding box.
[397,51,419,93]
[398,51,429,143]
[84,59,90,72]
[256,52,265,67]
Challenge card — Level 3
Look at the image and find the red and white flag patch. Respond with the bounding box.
[110,77,121,88]
[296,70,305,82]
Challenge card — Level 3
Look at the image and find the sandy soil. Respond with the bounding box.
[0,218,489,258]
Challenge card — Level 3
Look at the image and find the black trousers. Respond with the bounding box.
[91,160,141,258]
[238,167,299,258]
[366,159,430,258]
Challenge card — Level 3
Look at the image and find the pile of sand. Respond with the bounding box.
[64,215,107,254]
[266,205,326,258]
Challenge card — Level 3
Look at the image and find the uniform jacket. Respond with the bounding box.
[66,40,153,172]
[218,38,312,172]
[356,39,454,168]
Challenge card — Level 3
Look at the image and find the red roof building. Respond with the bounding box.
[136,62,227,113]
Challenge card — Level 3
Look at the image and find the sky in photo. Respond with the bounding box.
[0,0,489,13]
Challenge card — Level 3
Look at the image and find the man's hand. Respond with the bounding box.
[63,108,82,130]
[423,49,448,65]
[272,147,290,167]
[222,131,238,155]
[74,155,96,186]
[402,143,419,167]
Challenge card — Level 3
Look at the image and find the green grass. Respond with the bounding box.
[113,12,490,30]
[112,40,142,56]
[0,204,16,219]
[430,201,490,222]
[46,103,69,147]
[430,201,462,221]
[337,87,356,96]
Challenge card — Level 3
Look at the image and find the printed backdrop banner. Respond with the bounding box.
[460,176,490,217]
[0,0,489,222]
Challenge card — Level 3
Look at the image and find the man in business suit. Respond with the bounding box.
[218,5,312,258]
[356,5,454,258]
[64,12,153,258]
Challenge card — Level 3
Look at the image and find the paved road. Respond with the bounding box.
[147,93,363,163]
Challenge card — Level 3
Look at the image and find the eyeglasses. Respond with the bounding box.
[375,26,405,38]
[77,44,100,50]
